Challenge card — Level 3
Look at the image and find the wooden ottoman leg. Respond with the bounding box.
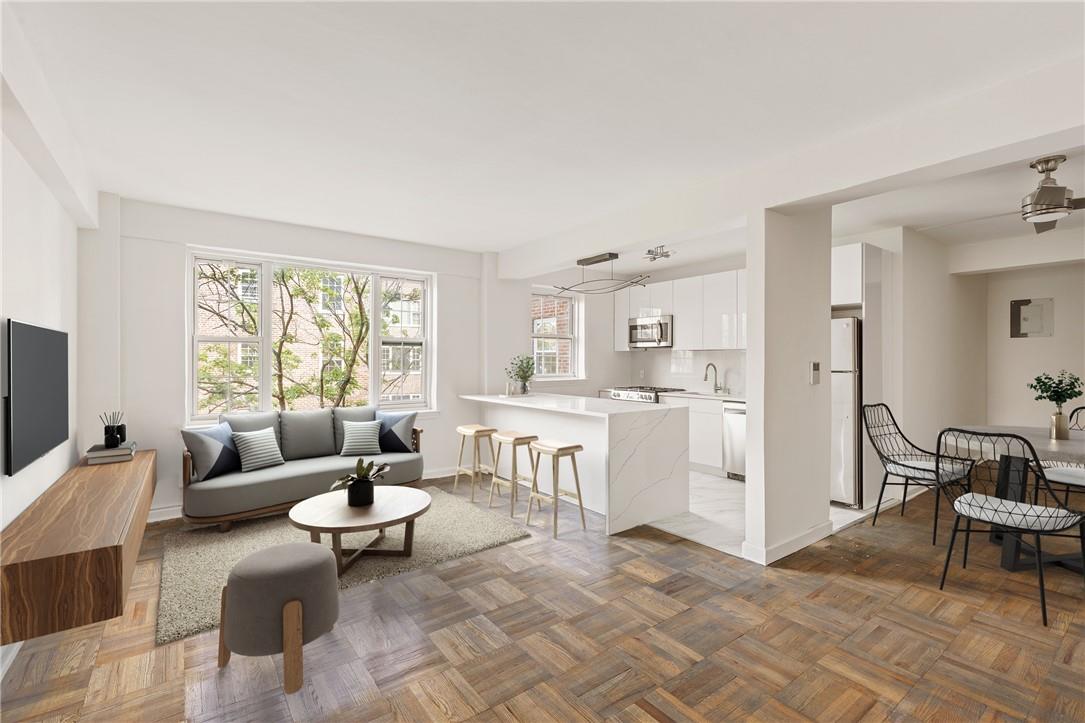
[218,586,230,668]
[282,600,304,694]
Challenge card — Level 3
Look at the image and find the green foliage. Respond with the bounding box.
[329,457,392,490]
[1027,370,1083,410]
[505,354,535,383]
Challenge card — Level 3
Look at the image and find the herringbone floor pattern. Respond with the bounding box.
[1,477,1082,722]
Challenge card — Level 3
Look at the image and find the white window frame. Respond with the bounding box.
[530,290,583,380]
[191,258,265,417]
[378,276,428,408]
[189,251,434,421]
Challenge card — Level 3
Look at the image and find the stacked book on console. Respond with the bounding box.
[86,441,137,465]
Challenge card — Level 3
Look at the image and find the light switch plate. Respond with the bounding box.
[810,361,820,385]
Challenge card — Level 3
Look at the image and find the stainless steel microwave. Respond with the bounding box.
[628,315,673,348]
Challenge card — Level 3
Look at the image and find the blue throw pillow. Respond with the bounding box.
[376,410,417,453]
[180,422,241,482]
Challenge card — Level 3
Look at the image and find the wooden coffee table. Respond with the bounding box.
[288,487,432,576]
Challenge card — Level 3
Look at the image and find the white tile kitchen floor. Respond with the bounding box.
[650,471,746,558]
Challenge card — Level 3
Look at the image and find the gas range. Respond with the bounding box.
[608,386,686,403]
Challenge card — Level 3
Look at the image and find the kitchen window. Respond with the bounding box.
[530,292,580,378]
[192,254,432,418]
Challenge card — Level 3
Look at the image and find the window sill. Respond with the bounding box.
[532,376,587,383]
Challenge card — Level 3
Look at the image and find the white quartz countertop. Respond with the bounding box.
[658,391,746,403]
[461,393,672,418]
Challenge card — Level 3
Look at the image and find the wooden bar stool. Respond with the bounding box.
[526,440,586,538]
[489,431,539,516]
[454,424,497,501]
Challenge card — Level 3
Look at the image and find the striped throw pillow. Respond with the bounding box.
[231,427,285,472]
[340,420,383,456]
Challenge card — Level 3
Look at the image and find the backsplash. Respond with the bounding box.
[632,349,746,397]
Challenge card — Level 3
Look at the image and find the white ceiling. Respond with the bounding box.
[834,149,1085,245]
[12,2,1085,252]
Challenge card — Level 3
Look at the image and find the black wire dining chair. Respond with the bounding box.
[1070,406,1085,431]
[935,428,1085,626]
[861,404,970,544]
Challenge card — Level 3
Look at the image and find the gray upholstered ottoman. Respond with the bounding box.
[218,542,339,693]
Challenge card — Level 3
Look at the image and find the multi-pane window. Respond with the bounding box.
[530,293,578,378]
[320,274,345,313]
[379,277,426,404]
[194,260,262,415]
[193,255,430,418]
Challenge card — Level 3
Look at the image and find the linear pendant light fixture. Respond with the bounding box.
[552,252,649,296]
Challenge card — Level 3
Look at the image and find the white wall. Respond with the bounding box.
[899,228,988,447]
[744,206,833,565]
[1,136,79,527]
[985,263,1085,426]
[79,199,484,519]
[632,349,745,397]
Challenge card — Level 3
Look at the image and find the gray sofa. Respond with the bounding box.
[182,407,423,529]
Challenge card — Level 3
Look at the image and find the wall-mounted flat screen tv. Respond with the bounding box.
[4,320,69,476]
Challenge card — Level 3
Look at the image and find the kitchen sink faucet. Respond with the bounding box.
[704,363,723,394]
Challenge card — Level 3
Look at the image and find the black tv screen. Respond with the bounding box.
[4,320,69,476]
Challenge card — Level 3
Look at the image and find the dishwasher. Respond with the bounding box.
[722,402,746,480]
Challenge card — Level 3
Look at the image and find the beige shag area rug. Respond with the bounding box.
[155,486,527,644]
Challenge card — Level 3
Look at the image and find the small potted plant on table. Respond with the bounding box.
[1027,370,1083,440]
[505,354,535,396]
[330,458,391,507]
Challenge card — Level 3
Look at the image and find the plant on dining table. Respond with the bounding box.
[1027,370,1083,413]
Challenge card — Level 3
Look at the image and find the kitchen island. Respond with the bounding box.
[460,394,689,534]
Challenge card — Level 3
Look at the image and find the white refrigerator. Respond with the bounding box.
[830,317,862,506]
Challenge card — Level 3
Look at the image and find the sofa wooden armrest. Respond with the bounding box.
[183,449,194,489]
[412,427,423,453]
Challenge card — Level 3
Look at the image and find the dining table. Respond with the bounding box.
[947,424,1085,574]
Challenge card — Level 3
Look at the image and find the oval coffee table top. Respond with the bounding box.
[289,486,432,534]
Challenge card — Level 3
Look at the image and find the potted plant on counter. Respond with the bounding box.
[505,354,535,396]
[1027,370,1083,440]
[330,458,391,506]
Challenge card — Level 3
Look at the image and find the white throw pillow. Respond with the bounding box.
[231,427,285,472]
[341,420,383,456]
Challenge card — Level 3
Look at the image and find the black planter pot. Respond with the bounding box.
[347,479,374,507]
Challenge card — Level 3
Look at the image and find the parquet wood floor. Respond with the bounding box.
[2,478,1082,722]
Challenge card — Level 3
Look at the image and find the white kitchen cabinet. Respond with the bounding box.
[831,243,863,306]
[628,284,650,318]
[647,281,673,316]
[672,276,703,350]
[703,271,736,349]
[735,268,747,349]
[689,398,724,470]
[612,287,629,351]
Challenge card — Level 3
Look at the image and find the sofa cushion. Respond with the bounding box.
[341,420,382,456]
[232,427,285,472]
[221,411,281,447]
[183,453,424,518]
[280,408,335,460]
[332,406,376,453]
[181,422,241,482]
[377,410,417,453]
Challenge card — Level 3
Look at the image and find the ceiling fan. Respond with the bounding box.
[1021,155,1085,233]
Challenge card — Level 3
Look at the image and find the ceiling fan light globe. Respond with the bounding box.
[1023,209,1070,223]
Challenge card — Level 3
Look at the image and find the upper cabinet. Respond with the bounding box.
[647,281,673,316]
[612,287,630,352]
[703,271,737,349]
[673,276,703,350]
[628,284,650,318]
[613,270,747,351]
[831,244,863,307]
[735,268,747,349]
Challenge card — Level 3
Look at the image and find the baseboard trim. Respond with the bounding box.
[742,519,833,566]
[422,467,456,479]
[149,505,183,523]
